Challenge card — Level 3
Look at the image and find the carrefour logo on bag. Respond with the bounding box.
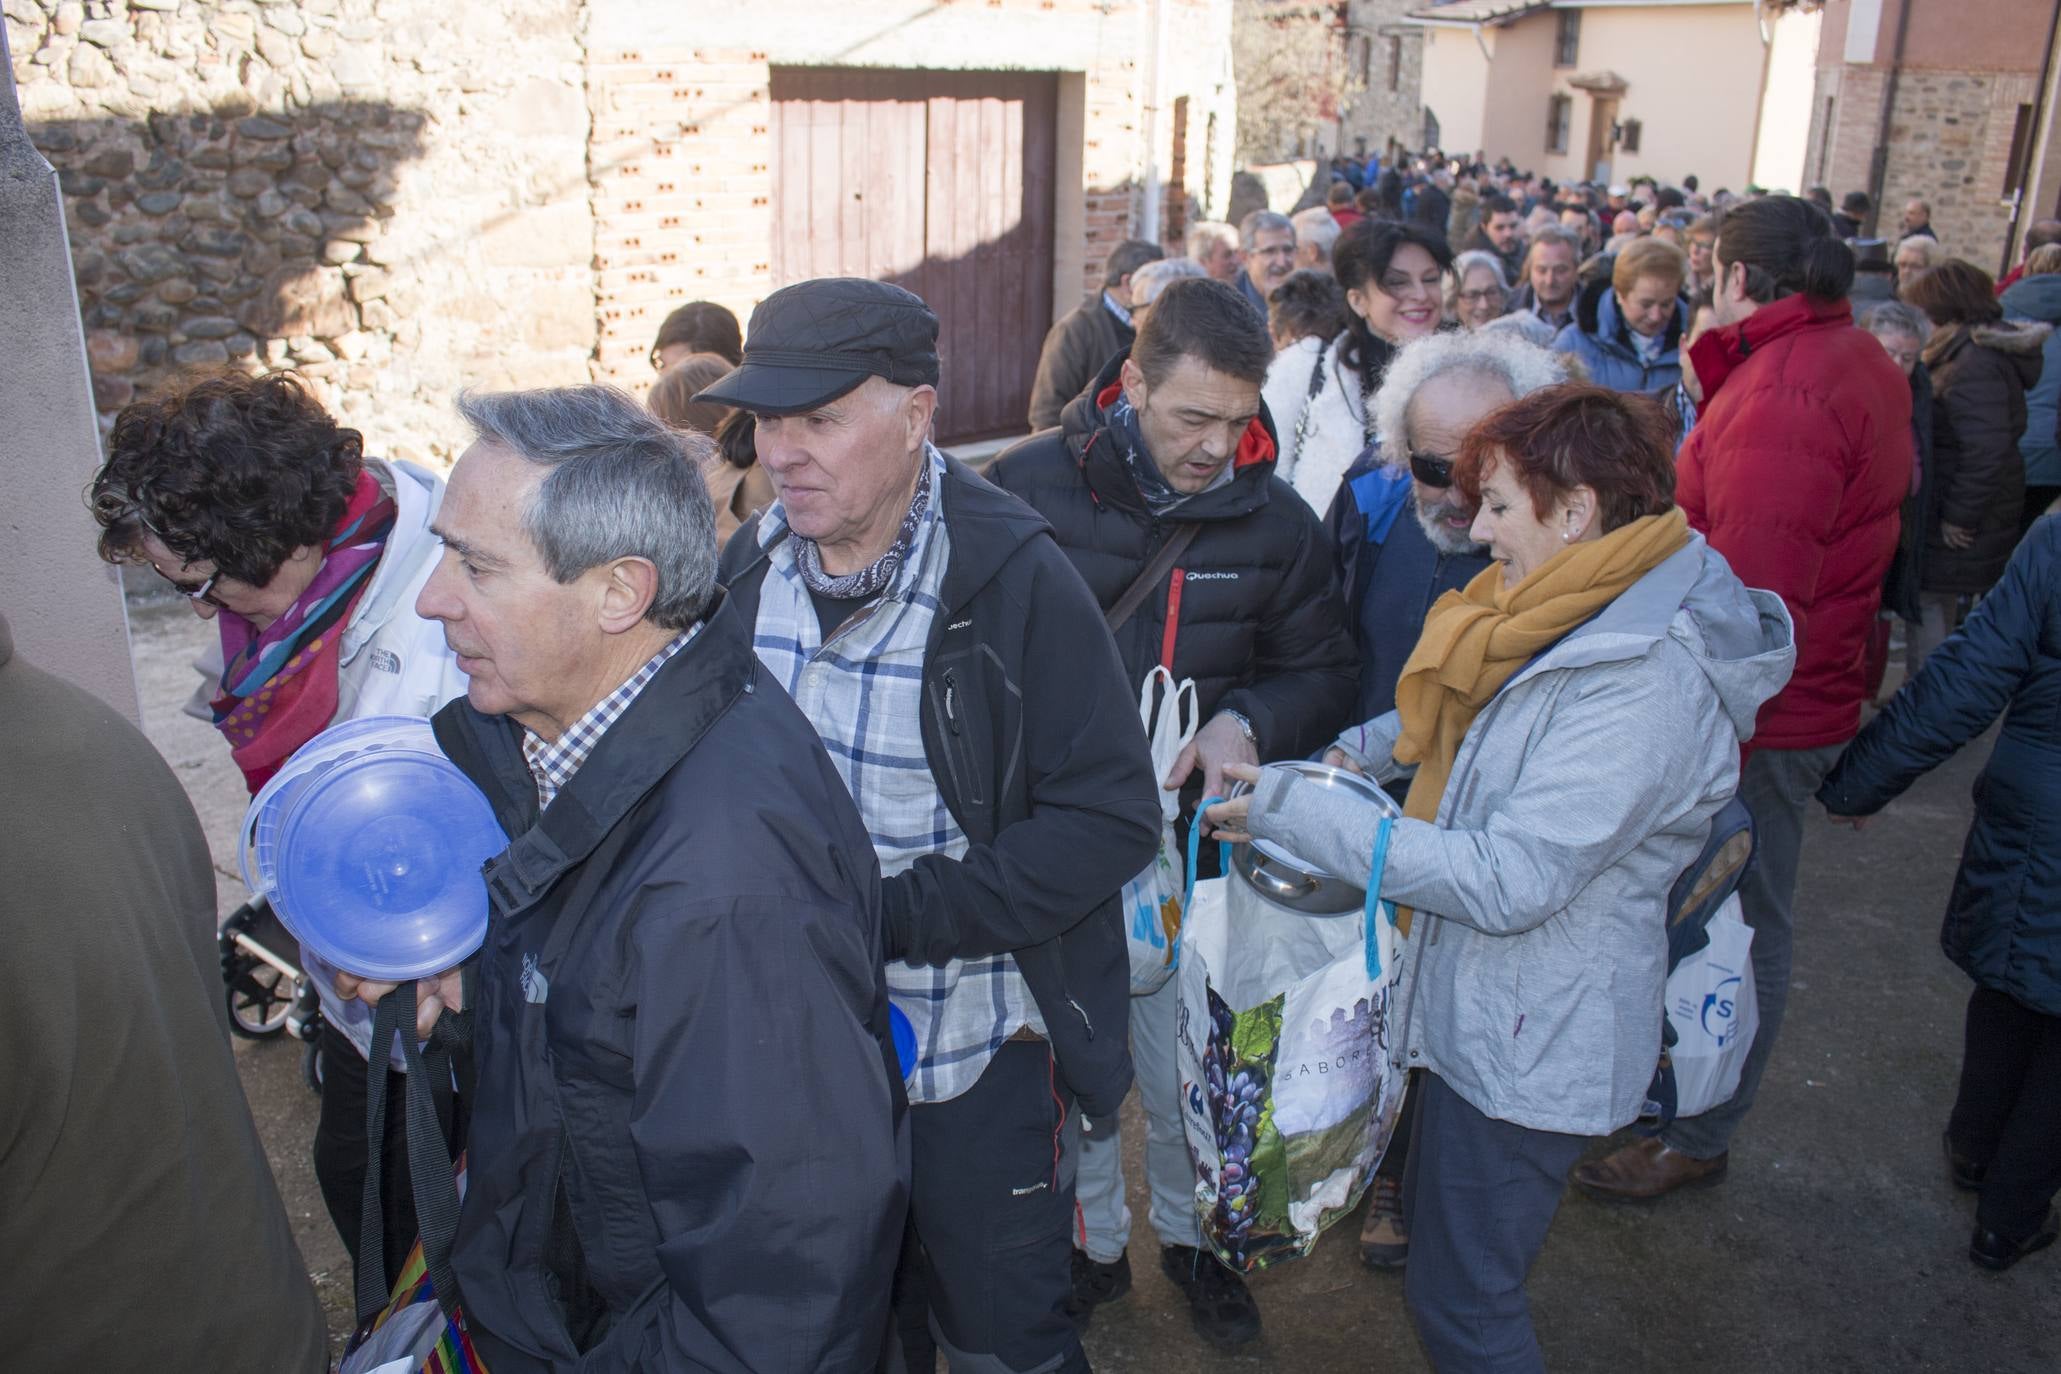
[1700,975,1743,1047]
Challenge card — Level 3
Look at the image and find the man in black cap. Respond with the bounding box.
[705,277,1162,1374]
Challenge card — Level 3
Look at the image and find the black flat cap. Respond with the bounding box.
[694,278,940,415]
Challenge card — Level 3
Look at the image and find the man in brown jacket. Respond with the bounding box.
[1027,238,1164,430]
[0,612,329,1372]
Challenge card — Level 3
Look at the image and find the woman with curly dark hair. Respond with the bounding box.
[87,368,468,1299]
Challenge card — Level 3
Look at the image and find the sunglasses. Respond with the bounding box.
[1409,451,1455,488]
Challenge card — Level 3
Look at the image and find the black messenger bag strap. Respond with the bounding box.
[1106,521,1202,634]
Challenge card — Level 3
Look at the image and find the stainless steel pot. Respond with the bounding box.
[1226,760,1401,915]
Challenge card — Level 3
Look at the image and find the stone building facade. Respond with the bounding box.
[1803,0,2061,270]
[1336,0,1424,160]
[5,0,1237,457]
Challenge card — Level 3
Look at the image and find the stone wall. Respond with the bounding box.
[4,0,593,464]
[1808,57,2043,268]
[1337,1,1422,159]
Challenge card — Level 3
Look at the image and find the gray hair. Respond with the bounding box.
[1290,206,1341,260]
[1896,234,1941,269]
[1368,331,1570,471]
[1239,209,1294,251]
[456,385,717,631]
[1448,250,1512,306]
[1860,300,1931,341]
[1131,256,1208,308]
[1185,220,1237,259]
[1521,223,1582,268]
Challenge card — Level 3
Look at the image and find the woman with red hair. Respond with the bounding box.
[1210,384,1796,1370]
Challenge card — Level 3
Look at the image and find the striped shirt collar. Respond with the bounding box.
[1103,290,1134,329]
[522,627,697,811]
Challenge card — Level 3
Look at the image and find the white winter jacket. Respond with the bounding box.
[1261,330,1375,518]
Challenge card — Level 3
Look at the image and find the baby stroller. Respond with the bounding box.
[218,894,328,1094]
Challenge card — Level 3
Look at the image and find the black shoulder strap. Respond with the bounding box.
[1105,522,1201,634]
[354,984,472,1326]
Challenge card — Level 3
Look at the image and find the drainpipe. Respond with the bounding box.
[2002,0,2061,274]
[1140,0,1170,245]
[1863,0,1915,240]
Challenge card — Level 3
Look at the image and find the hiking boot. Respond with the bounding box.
[1572,1136,1727,1202]
[1159,1244,1261,1348]
[1064,1249,1130,1329]
[1360,1175,1409,1269]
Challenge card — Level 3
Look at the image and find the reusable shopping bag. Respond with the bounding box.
[1175,807,1405,1272]
[1664,893,1758,1119]
[1120,665,1199,995]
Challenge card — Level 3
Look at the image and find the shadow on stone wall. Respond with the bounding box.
[28,100,427,415]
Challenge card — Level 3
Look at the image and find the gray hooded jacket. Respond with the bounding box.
[1246,535,1795,1135]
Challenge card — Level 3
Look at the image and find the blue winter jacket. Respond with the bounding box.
[2000,271,2061,487]
[1819,518,2061,1015]
[1552,277,1686,396]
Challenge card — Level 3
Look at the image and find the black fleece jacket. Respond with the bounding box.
[719,458,1161,1119]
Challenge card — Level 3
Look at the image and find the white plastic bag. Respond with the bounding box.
[1120,666,1199,995]
[1174,815,1405,1272]
[1665,893,1758,1118]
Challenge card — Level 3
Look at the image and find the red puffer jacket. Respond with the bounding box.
[1677,294,1913,751]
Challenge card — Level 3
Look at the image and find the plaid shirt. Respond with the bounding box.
[522,628,696,810]
[750,449,1044,1104]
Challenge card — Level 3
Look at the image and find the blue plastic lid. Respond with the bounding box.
[270,744,506,981]
[889,1004,916,1080]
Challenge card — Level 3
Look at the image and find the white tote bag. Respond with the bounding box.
[1174,812,1406,1272]
[1119,666,1199,995]
[1665,893,1758,1119]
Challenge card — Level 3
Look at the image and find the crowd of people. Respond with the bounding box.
[10,142,2059,1374]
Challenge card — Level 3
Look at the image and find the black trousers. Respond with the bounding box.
[887,1040,1087,1374]
[1948,986,2061,1240]
[311,1023,466,1296]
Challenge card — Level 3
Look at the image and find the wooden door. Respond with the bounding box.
[1586,97,1619,185]
[770,68,1059,443]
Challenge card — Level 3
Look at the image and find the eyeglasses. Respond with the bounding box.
[1409,451,1456,488]
[1459,288,1505,305]
[151,563,224,608]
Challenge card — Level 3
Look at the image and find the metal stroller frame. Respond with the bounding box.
[218,893,327,1093]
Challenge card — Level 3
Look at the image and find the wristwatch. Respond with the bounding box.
[1221,709,1258,748]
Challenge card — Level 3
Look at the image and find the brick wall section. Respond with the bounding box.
[587,49,773,384]
[5,0,594,463]
[582,0,1234,392]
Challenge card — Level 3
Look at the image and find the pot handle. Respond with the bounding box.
[1244,858,1321,903]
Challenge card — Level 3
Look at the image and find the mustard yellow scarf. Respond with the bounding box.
[1389,507,1691,932]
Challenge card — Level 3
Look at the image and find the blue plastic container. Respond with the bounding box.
[889,1003,916,1080]
[241,716,505,981]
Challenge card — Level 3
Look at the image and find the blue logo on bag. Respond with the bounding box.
[1700,975,1742,1046]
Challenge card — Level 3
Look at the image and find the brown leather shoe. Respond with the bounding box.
[1572,1137,1728,1202]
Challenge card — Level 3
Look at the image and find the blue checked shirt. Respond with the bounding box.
[750,448,1044,1104]
[522,628,696,810]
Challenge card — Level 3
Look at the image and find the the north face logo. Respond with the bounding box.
[369,648,401,674]
[520,952,549,1005]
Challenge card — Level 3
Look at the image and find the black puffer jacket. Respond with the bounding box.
[1922,320,2049,594]
[985,353,1359,780]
